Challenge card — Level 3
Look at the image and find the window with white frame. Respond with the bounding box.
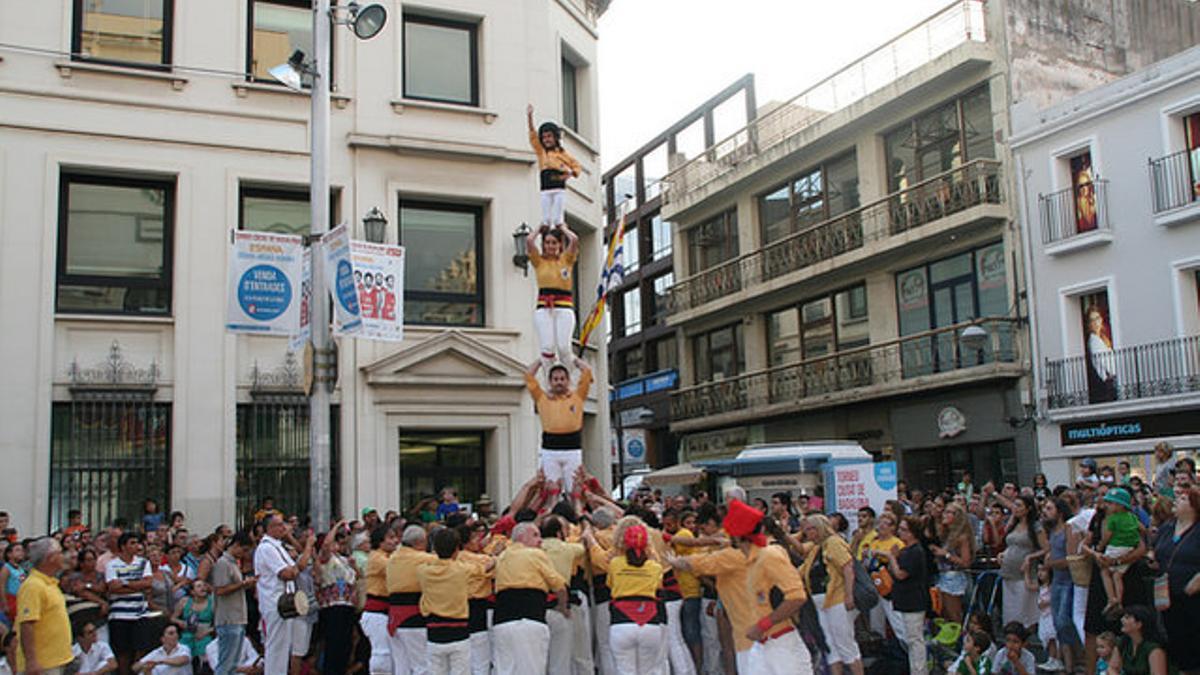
[403,14,478,106]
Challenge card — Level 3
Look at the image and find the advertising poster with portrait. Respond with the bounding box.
[1081,290,1117,403]
[322,224,362,336]
[350,240,405,342]
[1070,153,1097,233]
[225,231,304,336]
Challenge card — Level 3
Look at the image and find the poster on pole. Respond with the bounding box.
[824,461,898,532]
[322,224,362,336]
[288,247,312,352]
[350,241,405,342]
[225,231,304,335]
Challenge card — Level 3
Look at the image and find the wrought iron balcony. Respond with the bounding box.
[671,318,1021,425]
[1038,181,1110,245]
[1045,334,1200,409]
[1149,149,1200,214]
[667,159,1003,316]
[663,0,988,203]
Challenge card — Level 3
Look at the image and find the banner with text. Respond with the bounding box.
[288,248,313,352]
[226,231,304,336]
[350,241,405,342]
[323,224,362,336]
[824,461,898,532]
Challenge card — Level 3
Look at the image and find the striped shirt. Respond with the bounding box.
[104,556,151,621]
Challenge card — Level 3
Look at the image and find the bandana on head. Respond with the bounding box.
[624,524,648,554]
[491,515,516,537]
[722,499,768,547]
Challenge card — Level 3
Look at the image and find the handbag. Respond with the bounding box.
[870,565,894,597]
[852,558,880,611]
[1154,522,1197,611]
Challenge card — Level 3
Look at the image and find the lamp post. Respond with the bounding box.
[271,1,387,529]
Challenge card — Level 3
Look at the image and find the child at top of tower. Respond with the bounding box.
[527,104,582,230]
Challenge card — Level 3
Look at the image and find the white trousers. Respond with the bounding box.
[261,608,296,675]
[594,602,617,675]
[469,630,490,675]
[547,608,573,674]
[745,631,814,675]
[540,448,583,496]
[813,595,861,665]
[540,188,566,228]
[610,623,668,675]
[427,639,470,675]
[1072,583,1088,644]
[533,306,575,369]
[870,597,907,643]
[735,649,753,675]
[664,599,696,675]
[699,599,723,675]
[901,611,927,675]
[361,612,393,674]
[390,627,429,675]
[570,594,594,675]
[291,618,313,656]
[492,619,549,675]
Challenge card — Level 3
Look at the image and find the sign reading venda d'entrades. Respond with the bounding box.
[825,461,898,532]
[226,231,304,335]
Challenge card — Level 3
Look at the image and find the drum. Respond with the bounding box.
[278,588,310,619]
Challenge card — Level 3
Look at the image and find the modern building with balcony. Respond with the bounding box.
[602,76,755,486]
[657,0,1200,490]
[0,0,612,533]
[1011,45,1200,484]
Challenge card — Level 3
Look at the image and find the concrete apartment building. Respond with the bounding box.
[657,0,1200,490]
[602,76,755,485]
[0,0,611,533]
[1011,46,1200,485]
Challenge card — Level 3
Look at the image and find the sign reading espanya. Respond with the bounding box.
[226,231,304,335]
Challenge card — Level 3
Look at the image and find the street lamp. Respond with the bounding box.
[959,324,989,349]
[362,207,388,244]
[268,0,388,530]
[511,222,532,276]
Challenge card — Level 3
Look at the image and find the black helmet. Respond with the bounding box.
[537,121,562,143]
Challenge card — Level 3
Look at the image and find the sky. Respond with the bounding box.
[597,0,954,171]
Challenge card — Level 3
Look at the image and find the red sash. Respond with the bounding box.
[612,598,660,626]
[387,605,422,635]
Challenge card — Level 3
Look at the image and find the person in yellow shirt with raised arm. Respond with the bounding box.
[525,356,592,499]
[527,103,581,231]
[525,222,579,372]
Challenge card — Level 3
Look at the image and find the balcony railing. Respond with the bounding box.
[667,159,1003,316]
[663,0,987,203]
[1149,149,1200,214]
[1045,334,1200,409]
[671,318,1020,423]
[1038,181,1110,245]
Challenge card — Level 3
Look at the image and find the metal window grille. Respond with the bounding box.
[49,400,171,532]
[236,400,339,529]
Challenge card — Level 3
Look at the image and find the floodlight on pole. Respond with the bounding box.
[268,49,310,92]
[345,2,388,40]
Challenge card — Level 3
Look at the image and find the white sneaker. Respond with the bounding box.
[1039,657,1065,672]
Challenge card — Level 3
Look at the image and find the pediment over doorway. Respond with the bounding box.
[361,330,527,390]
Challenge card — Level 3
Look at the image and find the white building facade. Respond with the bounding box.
[1011,46,1200,484]
[0,0,611,534]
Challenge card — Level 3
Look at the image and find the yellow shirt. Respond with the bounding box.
[542,538,585,583]
[855,529,879,560]
[494,543,565,593]
[588,527,615,573]
[747,545,808,635]
[526,369,592,435]
[800,536,854,608]
[607,557,664,599]
[866,535,903,560]
[16,569,74,670]
[529,129,582,178]
[688,547,755,653]
[417,559,476,619]
[365,550,390,597]
[386,547,437,595]
[456,551,495,599]
[672,528,703,599]
[530,249,577,295]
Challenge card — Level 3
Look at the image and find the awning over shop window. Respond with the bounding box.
[641,462,705,487]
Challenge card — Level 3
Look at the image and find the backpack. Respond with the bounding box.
[851,557,880,611]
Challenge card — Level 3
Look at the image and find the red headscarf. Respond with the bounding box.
[623,523,649,554]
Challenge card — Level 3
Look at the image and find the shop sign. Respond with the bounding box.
[623,428,647,466]
[681,427,751,462]
[938,406,967,439]
[1061,409,1200,446]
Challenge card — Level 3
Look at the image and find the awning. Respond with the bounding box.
[641,462,706,487]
